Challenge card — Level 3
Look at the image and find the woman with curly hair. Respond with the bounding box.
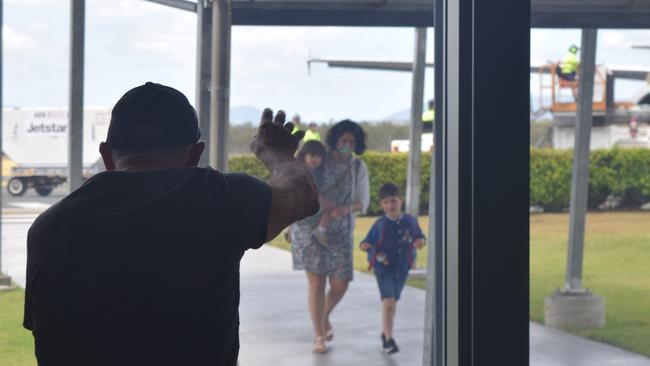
[291,119,370,353]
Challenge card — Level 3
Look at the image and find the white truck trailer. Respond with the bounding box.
[3,108,111,196]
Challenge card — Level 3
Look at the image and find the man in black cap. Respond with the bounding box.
[23,82,319,365]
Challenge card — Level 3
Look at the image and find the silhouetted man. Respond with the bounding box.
[23,82,319,366]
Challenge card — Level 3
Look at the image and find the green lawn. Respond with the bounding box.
[0,289,36,366]
[2,212,648,363]
[529,212,650,356]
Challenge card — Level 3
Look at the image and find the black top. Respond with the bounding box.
[23,167,271,366]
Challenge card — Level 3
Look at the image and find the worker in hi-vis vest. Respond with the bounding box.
[291,114,302,135]
[560,45,579,81]
[559,45,580,99]
[422,99,435,133]
[303,122,321,142]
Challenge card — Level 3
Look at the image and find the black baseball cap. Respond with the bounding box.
[106,82,201,149]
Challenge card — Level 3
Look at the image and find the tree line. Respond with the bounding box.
[227,121,411,155]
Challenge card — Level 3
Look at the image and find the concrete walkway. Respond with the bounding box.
[2,214,650,365]
[239,246,650,366]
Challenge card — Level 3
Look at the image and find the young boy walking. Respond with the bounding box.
[360,183,426,354]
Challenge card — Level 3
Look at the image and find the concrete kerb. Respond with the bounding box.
[545,289,606,329]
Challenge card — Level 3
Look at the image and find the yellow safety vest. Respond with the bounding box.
[303,130,321,142]
[561,52,578,75]
[292,125,301,135]
[422,109,435,124]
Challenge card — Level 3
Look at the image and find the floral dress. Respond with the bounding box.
[291,155,369,281]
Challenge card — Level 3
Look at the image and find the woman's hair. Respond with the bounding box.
[296,140,327,163]
[325,119,367,155]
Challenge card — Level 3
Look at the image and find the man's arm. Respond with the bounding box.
[251,108,320,242]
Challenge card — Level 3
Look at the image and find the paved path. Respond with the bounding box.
[2,213,649,366]
[238,245,425,366]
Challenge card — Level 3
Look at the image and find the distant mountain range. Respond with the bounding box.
[384,109,411,122]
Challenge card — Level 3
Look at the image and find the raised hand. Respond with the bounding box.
[250,108,305,168]
[251,108,319,242]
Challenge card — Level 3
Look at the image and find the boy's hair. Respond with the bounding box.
[378,183,400,200]
[296,140,326,163]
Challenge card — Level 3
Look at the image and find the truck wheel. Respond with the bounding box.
[35,186,54,197]
[8,178,27,196]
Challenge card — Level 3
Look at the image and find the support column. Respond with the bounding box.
[545,28,605,330]
[423,21,442,364]
[423,0,530,363]
[567,29,598,293]
[406,28,427,217]
[0,0,11,289]
[196,0,212,168]
[210,0,231,172]
[68,0,85,192]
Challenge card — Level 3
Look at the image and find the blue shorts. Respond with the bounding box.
[373,263,409,301]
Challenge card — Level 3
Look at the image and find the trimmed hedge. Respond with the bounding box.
[361,152,431,215]
[228,154,270,181]
[229,152,432,215]
[530,148,650,211]
[229,148,650,214]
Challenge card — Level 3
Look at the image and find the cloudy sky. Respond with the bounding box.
[4,0,650,122]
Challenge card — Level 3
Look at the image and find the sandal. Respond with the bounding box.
[313,336,327,353]
[325,327,334,342]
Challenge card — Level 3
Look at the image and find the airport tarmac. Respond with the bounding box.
[2,186,66,213]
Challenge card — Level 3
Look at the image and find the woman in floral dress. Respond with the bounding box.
[291,120,369,353]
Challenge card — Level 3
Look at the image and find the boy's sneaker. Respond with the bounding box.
[383,338,399,355]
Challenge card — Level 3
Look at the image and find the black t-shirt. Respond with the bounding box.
[23,167,271,366]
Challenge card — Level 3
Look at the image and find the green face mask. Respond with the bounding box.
[337,144,352,156]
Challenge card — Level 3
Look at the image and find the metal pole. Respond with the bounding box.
[565,28,598,292]
[210,0,231,171]
[196,0,212,168]
[406,28,427,216]
[0,0,4,277]
[423,97,442,366]
[424,3,442,359]
[68,0,85,192]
